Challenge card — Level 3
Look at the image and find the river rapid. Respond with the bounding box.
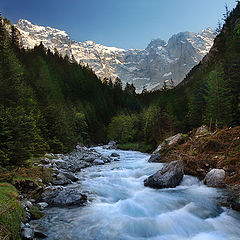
[33,147,240,240]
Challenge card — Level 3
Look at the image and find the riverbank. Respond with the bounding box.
[29,146,240,239]
[1,126,240,239]
[149,126,240,211]
[0,142,120,239]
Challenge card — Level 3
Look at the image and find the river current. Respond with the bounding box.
[34,147,240,240]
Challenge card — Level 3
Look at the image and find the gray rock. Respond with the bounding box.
[148,153,161,163]
[166,133,183,146]
[22,200,33,209]
[21,227,34,240]
[114,158,120,161]
[153,133,183,154]
[84,156,96,163]
[144,160,184,189]
[34,230,47,238]
[53,172,72,186]
[61,171,78,182]
[101,156,111,163]
[36,202,49,210]
[103,141,117,149]
[111,153,120,157]
[41,186,87,206]
[52,159,68,169]
[93,159,105,165]
[204,169,226,187]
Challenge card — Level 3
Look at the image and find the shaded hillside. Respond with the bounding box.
[0,15,141,166]
[176,2,240,129]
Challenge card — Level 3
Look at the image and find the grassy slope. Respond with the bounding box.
[0,183,24,240]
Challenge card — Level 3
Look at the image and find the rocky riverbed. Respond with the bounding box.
[20,144,240,240]
[20,142,120,239]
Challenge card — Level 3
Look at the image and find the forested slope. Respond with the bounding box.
[0,15,141,166]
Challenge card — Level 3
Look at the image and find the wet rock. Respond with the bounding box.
[21,227,34,240]
[61,171,78,182]
[144,160,184,189]
[29,205,44,220]
[36,202,48,210]
[22,200,33,209]
[103,141,117,149]
[93,159,104,165]
[84,156,96,163]
[114,158,120,161]
[148,153,161,163]
[101,156,111,163]
[204,169,226,187]
[41,186,87,206]
[111,153,120,157]
[52,159,68,169]
[53,172,72,186]
[34,230,47,238]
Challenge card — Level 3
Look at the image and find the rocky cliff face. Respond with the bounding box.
[16,19,216,92]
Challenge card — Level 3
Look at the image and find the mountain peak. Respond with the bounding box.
[15,19,216,92]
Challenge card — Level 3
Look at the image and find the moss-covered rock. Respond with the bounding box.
[29,205,44,220]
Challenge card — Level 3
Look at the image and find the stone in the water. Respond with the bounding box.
[148,153,161,162]
[111,153,120,157]
[61,171,78,182]
[34,230,47,238]
[204,169,225,187]
[21,227,34,240]
[36,202,49,210]
[53,172,72,186]
[144,160,184,189]
[93,159,104,165]
[40,186,87,206]
[103,141,117,149]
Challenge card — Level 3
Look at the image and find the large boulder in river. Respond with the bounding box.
[40,186,87,206]
[144,160,184,189]
[204,169,226,187]
[103,141,117,149]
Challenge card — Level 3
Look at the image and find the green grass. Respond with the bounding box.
[0,182,24,240]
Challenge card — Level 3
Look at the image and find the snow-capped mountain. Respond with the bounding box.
[16,19,216,92]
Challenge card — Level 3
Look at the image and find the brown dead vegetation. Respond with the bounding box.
[159,126,240,188]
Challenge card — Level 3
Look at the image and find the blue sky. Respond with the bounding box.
[0,0,237,49]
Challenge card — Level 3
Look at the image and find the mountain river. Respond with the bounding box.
[33,147,240,240]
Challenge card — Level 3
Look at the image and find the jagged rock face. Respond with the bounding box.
[16,19,72,57]
[15,19,216,92]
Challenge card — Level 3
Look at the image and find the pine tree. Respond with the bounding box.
[114,77,122,90]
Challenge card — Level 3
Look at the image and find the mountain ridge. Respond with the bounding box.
[15,19,216,92]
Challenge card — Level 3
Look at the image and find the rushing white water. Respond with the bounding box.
[34,147,240,240]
